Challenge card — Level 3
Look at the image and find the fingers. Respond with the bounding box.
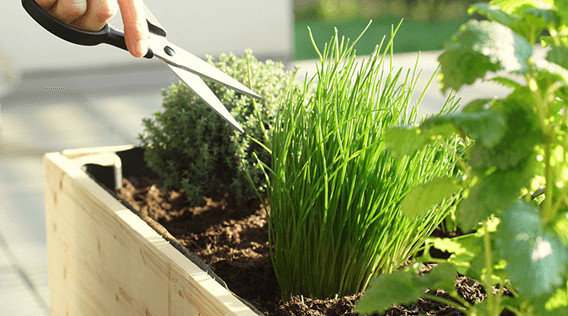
[34,0,148,58]
[73,0,119,31]
[117,0,149,58]
[47,0,88,24]
[34,0,57,10]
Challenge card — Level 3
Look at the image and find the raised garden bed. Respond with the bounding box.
[45,145,490,315]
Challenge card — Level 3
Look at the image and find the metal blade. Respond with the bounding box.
[143,4,167,37]
[166,63,245,133]
[149,37,261,99]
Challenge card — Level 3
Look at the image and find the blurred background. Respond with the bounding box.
[0,1,491,314]
[293,0,480,60]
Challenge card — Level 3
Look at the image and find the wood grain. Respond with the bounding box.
[44,147,257,315]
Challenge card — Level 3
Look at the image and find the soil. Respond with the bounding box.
[115,174,496,315]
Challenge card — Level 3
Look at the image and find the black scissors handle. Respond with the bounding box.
[22,0,153,58]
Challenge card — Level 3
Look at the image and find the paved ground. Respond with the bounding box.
[0,51,508,315]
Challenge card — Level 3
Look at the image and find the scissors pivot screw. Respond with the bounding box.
[164,46,176,57]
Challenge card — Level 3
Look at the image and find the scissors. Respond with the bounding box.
[22,0,261,133]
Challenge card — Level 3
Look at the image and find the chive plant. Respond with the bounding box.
[261,23,461,299]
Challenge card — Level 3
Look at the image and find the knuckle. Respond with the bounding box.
[65,0,87,17]
[95,4,118,23]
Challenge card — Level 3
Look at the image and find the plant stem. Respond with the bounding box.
[437,138,470,177]
[543,139,555,221]
[482,220,498,315]
[527,74,556,221]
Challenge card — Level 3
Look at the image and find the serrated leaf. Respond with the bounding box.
[469,3,519,27]
[401,177,461,219]
[356,263,457,314]
[469,96,542,170]
[490,76,523,89]
[495,201,568,297]
[439,20,533,92]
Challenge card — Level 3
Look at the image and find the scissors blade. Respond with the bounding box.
[149,38,261,99]
[166,64,245,133]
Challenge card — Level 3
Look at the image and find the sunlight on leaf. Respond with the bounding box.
[439,20,532,92]
[496,202,568,297]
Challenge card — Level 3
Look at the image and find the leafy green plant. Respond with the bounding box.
[139,50,296,205]
[357,1,568,315]
[258,23,461,300]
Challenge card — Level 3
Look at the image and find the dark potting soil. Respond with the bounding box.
[115,174,495,315]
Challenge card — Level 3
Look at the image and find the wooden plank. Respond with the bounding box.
[44,148,257,315]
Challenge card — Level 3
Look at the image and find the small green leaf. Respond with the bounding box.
[462,98,494,114]
[385,122,457,159]
[423,109,507,148]
[439,20,532,92]
[384,126,428,159]
[496,201,568,297]
[356,263,457,314]
[428,236,479,274]
[401,177,461,219]
[458,159,534,231]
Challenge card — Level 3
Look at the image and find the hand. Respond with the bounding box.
[35,0,149,57]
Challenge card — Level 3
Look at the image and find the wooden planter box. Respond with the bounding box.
[44,145,258,315]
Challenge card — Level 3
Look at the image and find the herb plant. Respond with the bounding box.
[139,50,296,205]
[259,24,461,299]
[357,1,568,315]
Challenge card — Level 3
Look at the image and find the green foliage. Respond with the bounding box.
[438,20,532,92]
[357,263,458,314]
[496,202,568,297]
[358,1,568,315]
[401,177,461,219]
[294,18,468,61]
[294,0,480,22]
[263,23,461,300]
[139,50,296,205]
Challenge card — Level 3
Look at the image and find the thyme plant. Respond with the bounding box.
[261,24,461,299]
[358,1,568,315]
[139,50,296,205]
